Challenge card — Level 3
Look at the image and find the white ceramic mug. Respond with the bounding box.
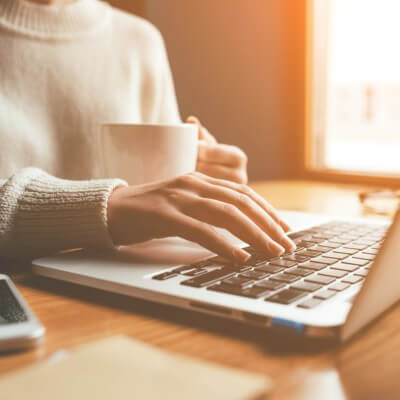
[100,123,198,185]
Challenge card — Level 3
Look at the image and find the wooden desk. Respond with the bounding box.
[1,180,399,399]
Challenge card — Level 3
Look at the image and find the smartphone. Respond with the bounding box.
[0,274,45,351]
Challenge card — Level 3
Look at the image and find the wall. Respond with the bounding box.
[108,1,305,181]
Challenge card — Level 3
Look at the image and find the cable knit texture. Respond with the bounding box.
[0,168,125,258]
[0,0,180,259]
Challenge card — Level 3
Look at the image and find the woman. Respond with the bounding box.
[0,0,295,262]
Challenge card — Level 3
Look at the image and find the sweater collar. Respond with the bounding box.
[0,0,111,39]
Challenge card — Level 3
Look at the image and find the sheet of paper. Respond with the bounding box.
[0,336,271,400]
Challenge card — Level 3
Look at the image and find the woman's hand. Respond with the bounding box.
[187,116,248,184]
[107,172,294,263]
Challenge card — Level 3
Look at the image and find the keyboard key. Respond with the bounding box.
[270,273,300,283]
[299,261,327,271]
[363,249,379,255]
[208,283,272,299]
[311,256,336,265]
[334,248,358,255]
[181,268,235,287]
[311,245,333,253]
[152,272,178,280]
[270,259,297,268]
[172,265,196,273]
[207,283,240,295]
[299,241,321,249]
[266,289,307,305]
[312,234,336,240]
[255,265,284,274]
[340,234,361,241]
[224,264,253,273]
[291,281,322,292]
[353,253,375,261]
[222,276,255,288]
[314,290,336,300]
[319,269,347,278]
[305,237,326,244]
[323,252,348,260]
[320,241,342,249]
[256,279,286,291]
[183,268,209,276]
[285,267,313,277]
[330,263,359,272]
[297,298,322,309]
[288,231,310,239]
[238,286,273,299]
[354,269,368,277]
[344,243,368,250]
[342,275,364,284]
[300,250,322,258]
[305,275,335,285]
[240,270,269,280]
[283,254,309,263]
[342,258,369,266]
[353,239,378,246]
[252,260,269,268]
[329,282,350,291]
[330,238,349,244]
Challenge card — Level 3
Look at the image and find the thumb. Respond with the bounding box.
[186,115,217,145]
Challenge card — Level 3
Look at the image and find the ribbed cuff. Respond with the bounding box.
[10,168,126,258]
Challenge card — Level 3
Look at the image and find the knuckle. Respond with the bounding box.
[176,173,198,187]
[237,147,248,163]
[230,146,248,165]
[192,171,207,180]
[164,188,180,202]
[222,203,237,216]
[237,171,248,184]
[238,193,252,208]
[229,170,244,184]
[239,183,252,196]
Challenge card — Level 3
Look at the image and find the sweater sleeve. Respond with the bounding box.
[0,168,127,260]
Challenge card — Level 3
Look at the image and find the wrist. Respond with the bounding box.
[107,185,127,246]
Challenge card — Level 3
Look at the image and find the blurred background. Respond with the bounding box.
[107,0,305,182]
[107,0,400,186]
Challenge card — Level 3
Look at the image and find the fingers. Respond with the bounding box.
[197,181,295,252]
[181,194,286,257]
[197,161,248,184]
[199,174,292,232]
[186,116,217,144]
[198,142,247,168]
[176,215,251,263]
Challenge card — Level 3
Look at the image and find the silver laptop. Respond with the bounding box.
[32,210,399,342]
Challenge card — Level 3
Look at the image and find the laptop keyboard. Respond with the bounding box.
[151,221,388,310]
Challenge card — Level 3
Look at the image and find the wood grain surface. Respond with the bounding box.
[1,180,399,399]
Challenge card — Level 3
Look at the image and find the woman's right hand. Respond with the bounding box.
[107,172,295,263]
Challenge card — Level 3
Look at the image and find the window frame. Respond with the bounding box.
[304,0,400,187]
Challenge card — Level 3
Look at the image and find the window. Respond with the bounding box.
[307,0,400,179]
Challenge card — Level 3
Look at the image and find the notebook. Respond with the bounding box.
[0,335,271,399]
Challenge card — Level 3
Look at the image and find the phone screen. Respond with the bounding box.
[0,280,28,324]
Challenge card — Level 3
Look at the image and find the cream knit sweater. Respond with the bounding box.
[0,0,181,259]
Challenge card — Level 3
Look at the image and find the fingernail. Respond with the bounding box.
[285,238,297,252]
[270,243,285,256]
[234,248,251,263]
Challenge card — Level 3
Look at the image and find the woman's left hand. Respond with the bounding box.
[187,116,248,184]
